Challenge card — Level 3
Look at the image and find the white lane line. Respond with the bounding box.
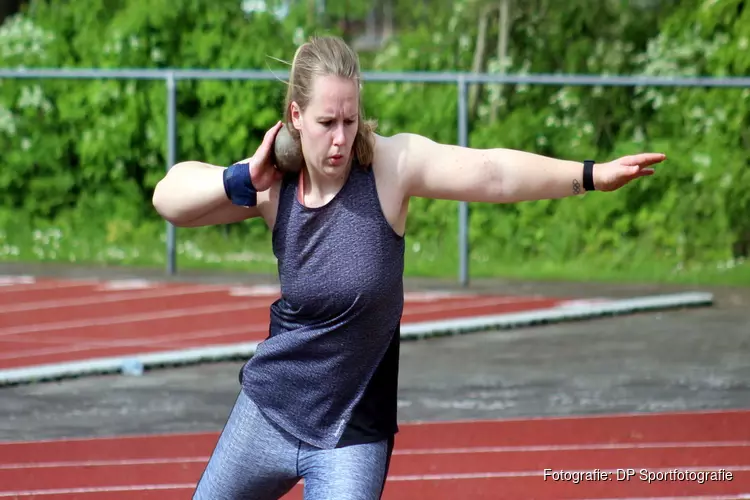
[387,466,748,481]
[0,484,196,497]
[1,284,235,313]
[0,279,97,294]
[0,468,748,496]
[0,324,267,361]
[2,440,749,469]
[0,298,275,338]
[0,276,35,286]
[403,295,562,315]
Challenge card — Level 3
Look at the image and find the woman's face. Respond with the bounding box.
[290,74,360,178]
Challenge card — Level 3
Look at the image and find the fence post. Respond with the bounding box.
[166,72,177,276]
[457,75,469,287]
[2,68,748,284]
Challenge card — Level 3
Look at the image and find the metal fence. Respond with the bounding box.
[2,67,749,286]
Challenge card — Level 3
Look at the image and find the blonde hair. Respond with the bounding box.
[283,35,377,167]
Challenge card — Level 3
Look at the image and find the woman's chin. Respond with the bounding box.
[320,157,351,174]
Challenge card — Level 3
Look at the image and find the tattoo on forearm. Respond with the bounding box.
[572,179,581,195]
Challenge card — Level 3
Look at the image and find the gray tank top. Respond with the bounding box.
[240,162,405,450]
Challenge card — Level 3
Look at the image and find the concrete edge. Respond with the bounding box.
[399,291,714,340]
[0,292,713,386]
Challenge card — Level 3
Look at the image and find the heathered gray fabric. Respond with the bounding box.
[193,390,393,499]
[193,391,299,499]
[241,164,405,450]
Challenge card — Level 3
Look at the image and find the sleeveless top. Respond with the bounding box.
[240,162,406,450]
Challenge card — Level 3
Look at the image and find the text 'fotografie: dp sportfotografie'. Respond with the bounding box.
[543,468,734,484]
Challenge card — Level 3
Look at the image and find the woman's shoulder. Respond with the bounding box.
[372,133,411,175]
[372,132,438,188]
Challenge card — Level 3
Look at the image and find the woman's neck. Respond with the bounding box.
[297,160,352,208]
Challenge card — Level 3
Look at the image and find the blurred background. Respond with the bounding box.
[0,0,748,287]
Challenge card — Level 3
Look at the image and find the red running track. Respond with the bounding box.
[1,410,749,499]
[0,277,573,372]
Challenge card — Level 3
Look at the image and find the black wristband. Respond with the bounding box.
[223,162,258,207]
[583,160,596,191]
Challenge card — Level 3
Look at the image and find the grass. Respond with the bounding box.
[404,240,750,287]
[1,218,748,288]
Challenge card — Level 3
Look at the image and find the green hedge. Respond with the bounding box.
[0,0,748,279]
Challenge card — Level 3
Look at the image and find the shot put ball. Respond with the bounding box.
[273,125,304,174]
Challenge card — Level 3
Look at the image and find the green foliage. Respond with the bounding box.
[369,0,749,269]
[0,0,298,239]
[0,0,747,280]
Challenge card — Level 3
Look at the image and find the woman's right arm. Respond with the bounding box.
[152,122,284,228]
[152,161,261,227]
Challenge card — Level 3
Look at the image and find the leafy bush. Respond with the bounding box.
[0,0,747,278]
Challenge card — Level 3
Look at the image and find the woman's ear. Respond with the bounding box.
[290,102,303,131]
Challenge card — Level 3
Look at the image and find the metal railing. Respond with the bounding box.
[2,67,749,285]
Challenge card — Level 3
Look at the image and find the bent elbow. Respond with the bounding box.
[152,178,186,226]
[151,178,169,215]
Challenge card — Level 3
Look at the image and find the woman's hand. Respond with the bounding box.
[592,153,666,192]
[239,121,285,192]
[152,121,286,227]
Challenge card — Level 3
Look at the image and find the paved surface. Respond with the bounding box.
[1,262,749,441]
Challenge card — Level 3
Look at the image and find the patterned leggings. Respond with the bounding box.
[193,390,394,500]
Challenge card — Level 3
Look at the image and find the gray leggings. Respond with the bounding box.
[193,390,394,500]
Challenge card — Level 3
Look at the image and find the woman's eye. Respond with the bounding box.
[319,119,355,127]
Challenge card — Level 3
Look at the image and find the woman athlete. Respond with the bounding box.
[152,35,665,500]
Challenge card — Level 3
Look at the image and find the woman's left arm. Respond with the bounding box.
[384,133,665,203]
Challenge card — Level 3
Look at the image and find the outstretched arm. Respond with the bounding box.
[387,133,664,203]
